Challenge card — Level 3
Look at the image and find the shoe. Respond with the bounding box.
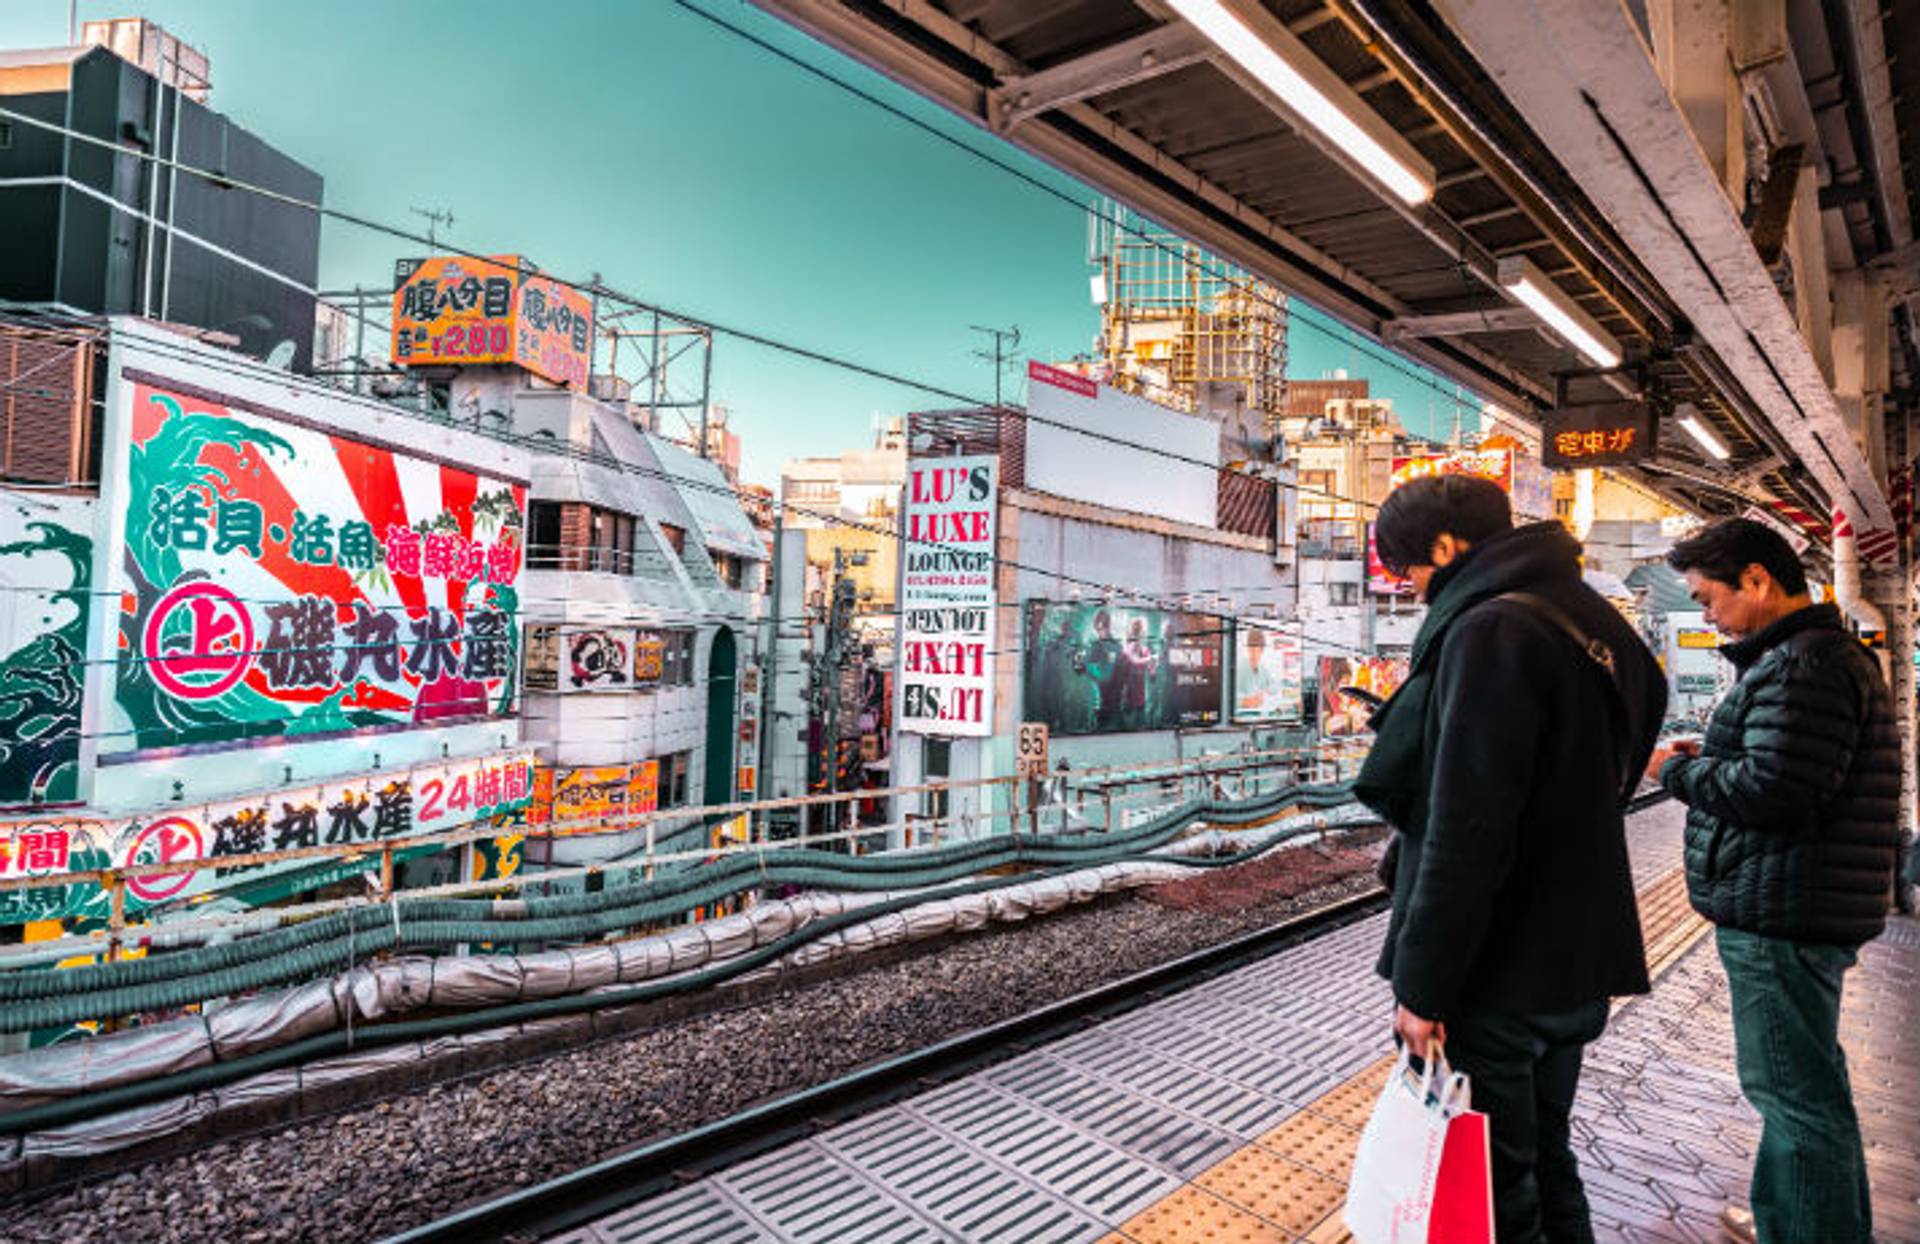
[1719,1206,1757,1244]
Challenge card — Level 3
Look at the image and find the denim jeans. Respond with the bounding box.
[1442,1001,1611,1244]
[1716,927,1872,1244]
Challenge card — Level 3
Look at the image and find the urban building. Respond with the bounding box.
[0,21,322,370]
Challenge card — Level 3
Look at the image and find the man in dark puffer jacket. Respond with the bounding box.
[1650,519,1900,1244]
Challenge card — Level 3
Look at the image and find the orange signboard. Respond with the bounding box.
[392,254,592,389]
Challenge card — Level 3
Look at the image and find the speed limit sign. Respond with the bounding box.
[1016,721,1050,778]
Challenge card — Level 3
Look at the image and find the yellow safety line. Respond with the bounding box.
[1097,865,1711,1244]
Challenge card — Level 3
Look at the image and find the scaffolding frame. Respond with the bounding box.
[1088,203,1288,428]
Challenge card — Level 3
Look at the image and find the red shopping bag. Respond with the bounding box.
[1429,1107,1493,1243]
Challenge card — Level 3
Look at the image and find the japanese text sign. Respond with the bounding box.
[1540,400,1656,469]
[391,255,592,390]
[111,380,527,757]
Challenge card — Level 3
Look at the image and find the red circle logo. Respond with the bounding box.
[144,582,255,700]
[123,816,204,902]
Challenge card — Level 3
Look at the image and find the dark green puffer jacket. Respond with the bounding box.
[1661,603,1901,946]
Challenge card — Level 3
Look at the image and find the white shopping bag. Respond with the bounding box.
[1343,1045,1479,1244]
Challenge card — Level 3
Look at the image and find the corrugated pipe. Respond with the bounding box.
[0,783,1356,1030]
[0,807,1374,1137]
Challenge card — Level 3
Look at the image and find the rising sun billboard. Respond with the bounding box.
[109,379,527,757]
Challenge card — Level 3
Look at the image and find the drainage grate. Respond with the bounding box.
[718,1144,945,1244]
[582,1183,773,1244]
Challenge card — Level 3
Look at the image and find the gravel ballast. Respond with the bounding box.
[0,843,1383,1244]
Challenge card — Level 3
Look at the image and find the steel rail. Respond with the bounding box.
[380,884,1393,1244]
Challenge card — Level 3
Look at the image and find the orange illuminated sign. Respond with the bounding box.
[1540,400,1656,469]
[392,254,592,389]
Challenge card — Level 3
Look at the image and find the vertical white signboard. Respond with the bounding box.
[900,455,997,736]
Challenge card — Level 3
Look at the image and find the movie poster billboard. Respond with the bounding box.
[1317,655,1409,740]
[1023,602,1222,735]
[899,455,996,737]
[391,254,592,389]
[1232,623,1304,722]
[110,380,526,757]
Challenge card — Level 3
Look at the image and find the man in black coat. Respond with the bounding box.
[1356,475,1665,1244]
[1649,519,1899,1244]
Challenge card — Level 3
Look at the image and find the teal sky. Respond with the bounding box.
[1,0,1481,485]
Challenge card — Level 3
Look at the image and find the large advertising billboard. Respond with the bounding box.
[0,748,535,924]
[110,379,527,758]
[1024,361,1219,528]
[1317,655,1409,739]
[1232,622,1304,722]
[1390,446,1550,522]
[392,255,593,389]
[899,455,997,736]
[1023,602,1222,735]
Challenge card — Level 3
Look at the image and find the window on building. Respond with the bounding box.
[662,629,697,686]
[527,501,563,569]
[662,751,691,807]
[658,522,686,556]
[711,551,744,590]
[589,508,637,574]
[1328,582,1361,607]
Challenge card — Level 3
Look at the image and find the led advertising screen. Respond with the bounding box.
[1023,602,1222,735]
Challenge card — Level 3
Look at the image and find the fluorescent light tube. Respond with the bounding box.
[1168,0,1434,205]
[1497,256,1622,369]
[1677,412,1731,461]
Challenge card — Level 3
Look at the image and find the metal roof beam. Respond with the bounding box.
[992,23,1213,132]
[1383,306,1537,338]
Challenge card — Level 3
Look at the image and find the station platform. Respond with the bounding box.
[559,805,1920,1244]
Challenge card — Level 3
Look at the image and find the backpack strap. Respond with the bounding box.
[1491,590,1639,804]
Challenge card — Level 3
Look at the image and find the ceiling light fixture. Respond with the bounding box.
[1676,411,1731,461]
[1166,0,1435,205]
[1496,256,1623,369]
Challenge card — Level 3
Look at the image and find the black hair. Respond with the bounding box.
[1666,518,1808,595]
[1372,475,1513,574]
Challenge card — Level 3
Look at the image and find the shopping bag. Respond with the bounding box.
[1429,1107,1494,1243]
[1343,1045,1486,1244]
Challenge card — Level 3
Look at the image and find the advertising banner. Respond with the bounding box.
[1391,448,1515,494]
[0,749,535,924]
[0,491,92,808]
[564,626,632,693]
[1232,623,1304,722]
[1024,361,1219,528]
[1023,602,1222,735]
[523,623,560,691]
[1366,524,1413,597]
[112,380,526,757]
[1317,656,1409,740]
[899,455,997,737]
[526,760,661,827]
[632,630,665,685]
[391,255,592,389]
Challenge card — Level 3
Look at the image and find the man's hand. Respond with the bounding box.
[1644,738,1700,784]
[1393,1004,1445,1058]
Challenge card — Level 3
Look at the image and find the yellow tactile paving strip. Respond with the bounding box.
[1097,865,1712,1244]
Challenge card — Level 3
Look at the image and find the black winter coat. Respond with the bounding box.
[1661,603,1900,946]
[1359,523,1666,1021]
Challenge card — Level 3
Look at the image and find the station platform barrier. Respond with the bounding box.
[558,801,1920,1244]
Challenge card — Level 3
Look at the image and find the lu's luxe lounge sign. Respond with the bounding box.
[899,455,997,737]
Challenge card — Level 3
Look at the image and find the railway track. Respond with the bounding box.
[382,885,1392,1244]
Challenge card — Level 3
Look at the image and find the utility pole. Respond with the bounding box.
[409,206,455,249]
[816,546,867,842]
[969,324,1022,407]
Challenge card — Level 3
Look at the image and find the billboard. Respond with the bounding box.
[1389,445,1550,523]
[1232,622,1304,722]
[1024,361,1219,528]
[111,379,526,757]
[0,748,535,924]
[0,491,92,808]
[1366,524,1413,597]
[899,455,997,736]
[1317,655,1409,740]
[564,626,632,693]
[391,255,592,389]
[1024,602,1222,735]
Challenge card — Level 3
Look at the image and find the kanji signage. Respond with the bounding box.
[110,381,527,757]
[0,749,536,924]
[1540,401,1656,469]
[391,255,592,390]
